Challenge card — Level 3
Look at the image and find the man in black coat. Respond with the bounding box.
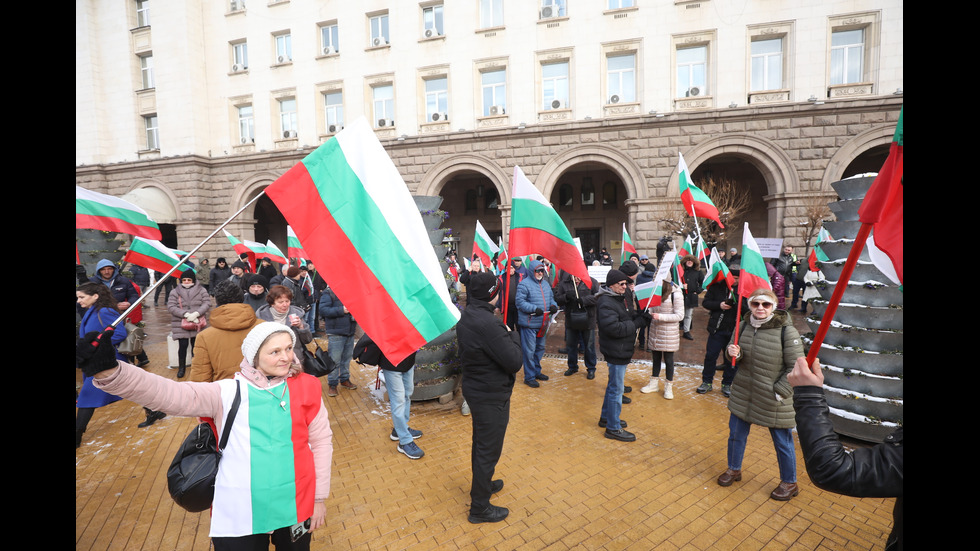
[697,269,745,397]
[555,273,600,378]
[457,272,523,524]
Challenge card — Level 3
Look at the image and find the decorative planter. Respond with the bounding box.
[810,300,903,331]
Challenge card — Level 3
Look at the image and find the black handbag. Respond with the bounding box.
[302,340,336,377]
[167,381,241,513]
[566,300,590,331]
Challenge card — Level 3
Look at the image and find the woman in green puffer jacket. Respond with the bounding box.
[716,288,805,502]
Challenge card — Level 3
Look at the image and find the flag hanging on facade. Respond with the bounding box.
[808,228,832,272]
[858,107,903,286]
[287,226,309,261]
[472,220,499,272]
[122,237,193,279]
[620,223,637,265]
[264,117,459,365]
[677,153,724,227]
[738,223,772,297]
[705,247,735,290]
[76,186,162,240]
[509,166,591,287]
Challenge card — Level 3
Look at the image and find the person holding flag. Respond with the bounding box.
[515,260,559,387]
[697,250,742,397]
[679,255,704,341]
[640,275,685,400]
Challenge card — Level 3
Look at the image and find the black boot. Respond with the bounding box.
[138,408,166,428]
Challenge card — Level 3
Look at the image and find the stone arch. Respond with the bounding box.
[122,179,180,224]
[822,124,895,189]
[535,144,646,202]
[416,154,511,204]
[666,134,798,196]
[231,171,281,217]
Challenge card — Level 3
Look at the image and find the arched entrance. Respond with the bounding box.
[548,162,629,262]
[689,153,770,251]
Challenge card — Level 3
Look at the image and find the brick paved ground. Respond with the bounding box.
[76,302,895,550]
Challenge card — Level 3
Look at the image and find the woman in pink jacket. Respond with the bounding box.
[79,323,332,550]
[640,279,685,399]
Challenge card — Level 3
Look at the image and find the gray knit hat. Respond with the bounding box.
[241,322,296,367]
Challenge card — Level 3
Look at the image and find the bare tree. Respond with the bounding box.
[799,195,833,259]
[658,176,755,249]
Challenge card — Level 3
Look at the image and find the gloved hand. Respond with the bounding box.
[76,330,119,377]
[549,304,558,315]
[186,311,200,322]
[632,311,652,328]
[534,308,544,316]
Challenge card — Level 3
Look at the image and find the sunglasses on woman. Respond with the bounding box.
[750,301,773,308]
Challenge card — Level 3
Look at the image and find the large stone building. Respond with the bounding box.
[76,0,903,261]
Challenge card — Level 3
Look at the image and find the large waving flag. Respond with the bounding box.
[509,166,591,287]
[287,226,309,262]
[737,223,772,297]
[808,228,832,272]
[859,107,903,286]
[472,220,499,272]
[123,238,193,279]
[620,223,637,265]
[705,247,735,290]
[678,153,724,227]
[76,186,162,240]
[264,117,459,365]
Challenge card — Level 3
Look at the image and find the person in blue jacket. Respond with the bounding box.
[76,282,128,448]
[515,260,558,387]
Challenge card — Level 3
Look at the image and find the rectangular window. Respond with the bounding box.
[830,29,864,85]
[275,33,292,63]
[144,115,159,149]
[607,54,635,103]
[238,105,254,144]
[373,85,394,126]
[608,0,634,8]
[370,14,390,46]
[423,5,444,37]
[320,23,339,55]
[540,0,566,19]
[136,0,150,27]
[139,54,154,89]
[481,69,506,116]
[480,0,503,28]
[676,45,707,97]
[279,98,297,137]
[425,78,448,121]
[324,92,344,130]
[232,41,248,71]
[542,62,569,109]
[751,38,783,91]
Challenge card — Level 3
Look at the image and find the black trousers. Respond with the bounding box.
[211,525,310,551]
[702,330,737,385]
[462,395,510,510]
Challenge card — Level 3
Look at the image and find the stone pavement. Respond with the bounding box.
[76,302,895,550]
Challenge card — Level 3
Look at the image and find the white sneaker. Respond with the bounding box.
[664,382,674,400]
[640,377,659,394]
[461,400,470,416]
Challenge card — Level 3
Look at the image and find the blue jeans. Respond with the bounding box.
[566,328,596,371]
[600,363,626,430]
[327,334,355,386]
[305,304,318,334]
[726,413,797,483]
[384,368,414,445]
[518,326,546,382]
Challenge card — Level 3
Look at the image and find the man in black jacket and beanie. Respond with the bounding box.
[789,358,902,550]
[697,269,746,397]
[457,272,523,524]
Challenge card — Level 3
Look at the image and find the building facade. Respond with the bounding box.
[76,0,903,261]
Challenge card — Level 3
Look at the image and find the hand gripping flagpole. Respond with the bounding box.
[107,192,267,329]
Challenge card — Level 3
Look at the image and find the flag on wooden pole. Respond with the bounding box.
[678,153,724,227]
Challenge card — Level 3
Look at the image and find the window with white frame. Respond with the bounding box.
[274,32,292,63]
[238,105,254,144]
[607,54,635,103]
[136,0,150,27]
[480,0,503,28]
[425,78,448,121]
[324,91,344,130]
[232,41,248,71]
[676,45,707,97]
[608,0,633,8]
[139,54,154,89]
[830,29,864,85]
[422,4,444,37]
[540,0,566,19]
[144,115,159,149]
[370,13,390,46]
[373,85,394,126]
[542,62,569,110]
[751,38,783,91]
[279,98,297,137]
[481,69,506,116]
[320,23,339,55]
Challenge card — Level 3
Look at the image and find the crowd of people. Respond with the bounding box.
[76,239,901,548]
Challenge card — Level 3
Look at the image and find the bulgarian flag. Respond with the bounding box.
[76,186,162,240]
[620,223,637,265]
[264,117,459,365]
[638,251,676,310]
[287,226,309,262]
[472,220,499,272]
[122,237,193,279]
[859,107,903,286]
[808,228,832,272]
[678,153,724,227]
[495,239,508,273]
[509,166,591,287]
[679,235,695,259]
[737,223,772,298]
[224,230,258,271]
[262,240,288,265]
[705,247,735,290]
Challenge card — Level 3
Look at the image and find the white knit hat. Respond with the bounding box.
[241,322,296,367]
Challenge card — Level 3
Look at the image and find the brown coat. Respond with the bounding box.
[189,304,264,382]
[646,286,685,352]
